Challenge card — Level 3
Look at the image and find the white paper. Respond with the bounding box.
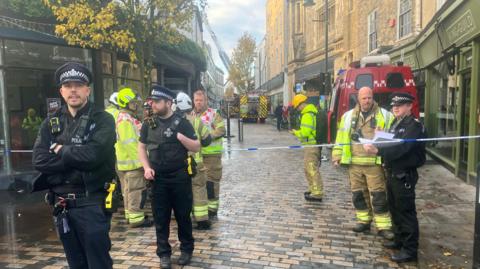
[358,131,401,148]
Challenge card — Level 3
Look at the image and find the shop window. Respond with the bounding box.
[355,74,373,90]
[4,40,91,70]
[5,69,58,172]
[431,74,456,161]
[117,79,142,96]
[386,73,405,88]
[101,52,113,74]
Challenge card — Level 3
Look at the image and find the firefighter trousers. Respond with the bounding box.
[303,147,323,198]
[192,163,209,222]
[117,169,146,225]
[348,164,391,230]
[203,154,222,213]
[386,169,419,256]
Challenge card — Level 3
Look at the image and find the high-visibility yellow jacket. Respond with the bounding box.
[187,114,210,164]
[105,105,119,121]
[194,108,225,155]
[293,104,317,145]
[332,103,393,165]
[115,110,142,171]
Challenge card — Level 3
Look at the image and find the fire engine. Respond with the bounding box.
[239,93,269,123]
[327,54,420,142]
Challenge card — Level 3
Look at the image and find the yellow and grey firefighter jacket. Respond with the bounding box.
[332,103,393,165]
[115,109,142,171]
[105,104,120,122]
[187,114,211,163]
[194,108,225,156]
[293,104,317,145]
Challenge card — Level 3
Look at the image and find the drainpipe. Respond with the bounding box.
[0,68,12,175]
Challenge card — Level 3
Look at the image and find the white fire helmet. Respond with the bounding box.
[175,92,192,112]
[109,92,119,105]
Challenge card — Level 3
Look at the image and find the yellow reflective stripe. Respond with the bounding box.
[300,123,315,129]
[128,212,145,223]
[120,138,137,144]
[351,156,378,165]
[193,205,209,217]
[208,200,219,209]
[374,214,392,230]
[356,211,372,223]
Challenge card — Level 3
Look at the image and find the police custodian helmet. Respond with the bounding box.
[390,92,414,106]
[55,62,92,86]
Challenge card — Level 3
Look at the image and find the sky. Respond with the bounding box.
[204,0,266,73]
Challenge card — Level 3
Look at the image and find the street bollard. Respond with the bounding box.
[474,163,480,269]
[226,102,231,138]
[238,118,244,142]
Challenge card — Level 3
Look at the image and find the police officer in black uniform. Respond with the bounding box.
[32,62,116,268]
[364,92,426,263]
[138,85,200,269]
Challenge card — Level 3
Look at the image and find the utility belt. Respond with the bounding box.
[46,180,119,214]
[46,192,104,211]
[385,168,418,189]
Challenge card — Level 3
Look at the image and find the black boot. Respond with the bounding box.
[352,223,370,233]
[160,256,171,269]
[304,193,322,202]
[178,252,192,265]
[208,210,217,220]
[196,220,211,230]
[391,250,417,263]
[383,241,402,249]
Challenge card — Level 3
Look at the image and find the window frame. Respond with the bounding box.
[368,9,378,53]
[397,0,412,39]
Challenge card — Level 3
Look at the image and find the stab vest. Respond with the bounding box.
[145,114,188,174]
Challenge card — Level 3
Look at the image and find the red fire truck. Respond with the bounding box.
[328,55,420,142]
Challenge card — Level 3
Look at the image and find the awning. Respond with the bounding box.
[295,57,335,82]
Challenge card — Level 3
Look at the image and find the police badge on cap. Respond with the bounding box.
[147,85,175,101]
[390,92,414,106]
[55,62,92,86]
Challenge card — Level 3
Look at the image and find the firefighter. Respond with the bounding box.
[192,89,225,219]
[290,94,323,202]
[176,92,213,230]
[115,87,153,228]
[138,85,200,268]
[332,87,394,239]
[364,92,427,263]
[105,92,120,120]
[32,62,116,268]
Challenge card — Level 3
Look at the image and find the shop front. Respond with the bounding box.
[388,0,480,183]
[0,36,93,186]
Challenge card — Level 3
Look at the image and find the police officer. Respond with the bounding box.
[138,85,200,269]
[32,62,116,269]
[364,92,427,263]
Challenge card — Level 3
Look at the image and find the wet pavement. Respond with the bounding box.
[0,120,475,268]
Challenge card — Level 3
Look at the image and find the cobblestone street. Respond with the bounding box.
[0,121,475,269]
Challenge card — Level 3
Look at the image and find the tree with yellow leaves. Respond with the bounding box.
[43,0,205,91]
[228,33,256,94]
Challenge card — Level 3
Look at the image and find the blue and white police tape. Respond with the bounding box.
[218,134,480,152]
[6,134,480,153]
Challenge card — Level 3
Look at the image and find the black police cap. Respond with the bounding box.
[55,62,92,86]
[390,92,414,106]
[147,85,175,101]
